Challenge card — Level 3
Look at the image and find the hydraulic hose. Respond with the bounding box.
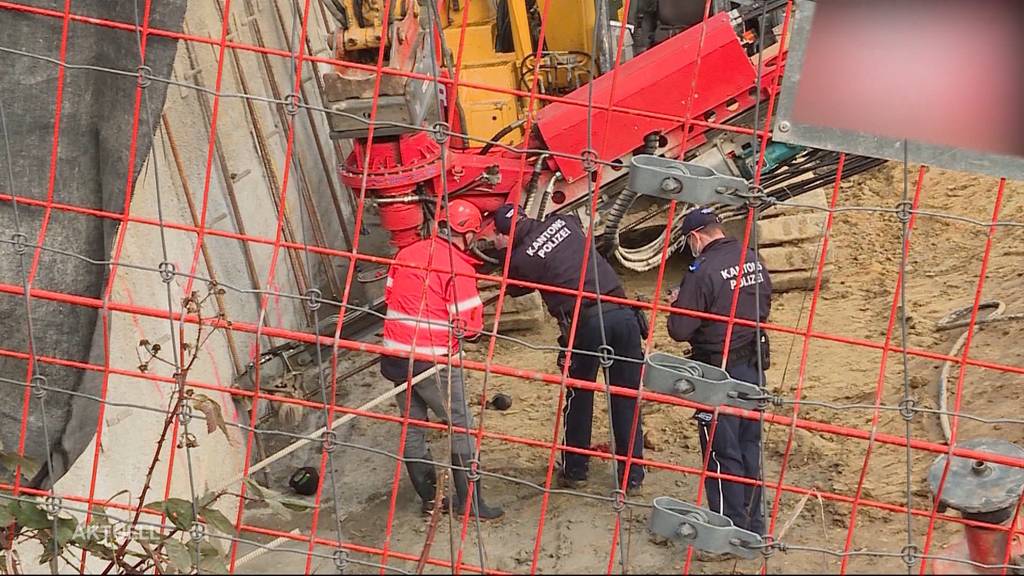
[480,118,527,155]
[522,154,549,215]
[597,133,662,256]
[535,171,561,220]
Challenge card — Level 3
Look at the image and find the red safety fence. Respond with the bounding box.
[0,0,1022,574]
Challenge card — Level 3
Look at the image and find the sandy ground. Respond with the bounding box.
[237,164,1024,574]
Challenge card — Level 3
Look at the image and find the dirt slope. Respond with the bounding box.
[260,164,1024,574]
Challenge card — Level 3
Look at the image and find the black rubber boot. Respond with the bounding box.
[406,460,446,515]
[451,455,504,520]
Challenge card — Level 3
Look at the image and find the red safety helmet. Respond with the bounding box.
[441,199,483,234]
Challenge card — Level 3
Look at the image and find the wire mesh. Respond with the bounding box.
[0,0,1022,574]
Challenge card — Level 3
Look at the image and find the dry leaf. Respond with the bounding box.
[192,394,233,445]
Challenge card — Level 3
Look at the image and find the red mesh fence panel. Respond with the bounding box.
[0,0,1023,574]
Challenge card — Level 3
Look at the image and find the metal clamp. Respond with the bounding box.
[648,496,763,559]
[283,93,301,116]
[610,489,627,512]
[580,148,599,173]
[304,288,322,312]
[628,155,751,206]
[42,495,63,516]
[30,375,47,400]
[321,430,338,453]
[158,261,176,283]
[465,457,481,483]
[900,544,919,567]
[190,521,206,542]
[10,232,28,255]
[430,121,450,144]
[898,398,917,421]
[333,548,349,572]
[895,200,914,224]
[644,352,766,411]
[136,65,153,88]
[178,402,194,425]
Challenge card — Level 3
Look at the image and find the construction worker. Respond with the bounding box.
[666,206,772,542]
[492,204,646,493]
[380,199,504,520]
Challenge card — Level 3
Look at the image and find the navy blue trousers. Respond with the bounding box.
[562,307,645,486]
[695,359,764,534]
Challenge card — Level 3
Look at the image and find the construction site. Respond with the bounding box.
[1,0,1023,573]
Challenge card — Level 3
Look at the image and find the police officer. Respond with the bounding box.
[492,204,646,492]
[667,206,771,540]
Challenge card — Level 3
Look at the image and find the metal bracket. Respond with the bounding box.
[628,155,751,206]
[644,352,765,411]
[648,497,764,559]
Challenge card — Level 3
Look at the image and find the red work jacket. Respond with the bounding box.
[382,237,483,358]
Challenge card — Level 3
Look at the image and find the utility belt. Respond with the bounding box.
[691,331,771,370]
[558,301,650,339]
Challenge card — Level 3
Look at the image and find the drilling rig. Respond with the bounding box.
[237,0,888,452]
[318,0,883,274]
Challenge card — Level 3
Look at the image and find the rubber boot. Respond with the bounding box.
[451,455,504,520]
[406,460,446,515]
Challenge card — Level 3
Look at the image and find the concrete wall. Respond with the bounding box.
[46,1,393,566]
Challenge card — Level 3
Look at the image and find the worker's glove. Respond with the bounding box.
[665,287,680,304]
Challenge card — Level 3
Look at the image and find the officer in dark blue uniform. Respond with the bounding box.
[667,206,772,536]
[492,204,646,492]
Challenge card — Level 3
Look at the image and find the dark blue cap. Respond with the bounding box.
[681,206,721,237]
[492,203,526,234]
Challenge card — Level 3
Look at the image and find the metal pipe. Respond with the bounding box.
[963,515,1012,571]
[256,0,348,304]
[211,2,318,327]
[179,26,278,482]
[295,0,358,251]
[213,365,441,494]
[179,32,280,348]
[161,115,243,376]
[535,170,561,220]
[372,194,431,205]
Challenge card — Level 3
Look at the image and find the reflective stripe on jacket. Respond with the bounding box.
[382,237,484,358]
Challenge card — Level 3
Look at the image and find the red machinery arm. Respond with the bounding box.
[329,9,782,254]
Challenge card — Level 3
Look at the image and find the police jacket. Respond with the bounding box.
[504,214,625,324]
[380,237,483,383]
[667,237,772,360]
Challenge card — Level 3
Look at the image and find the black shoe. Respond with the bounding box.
[407,459,440,514]
[626,480,643,496]
[452,455,504,520]
[556,471,588,490]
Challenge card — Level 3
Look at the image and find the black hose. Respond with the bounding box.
[494,0,515,53]
[479,118,527,154]
[597,133,661,254]
[597,187,638,254]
